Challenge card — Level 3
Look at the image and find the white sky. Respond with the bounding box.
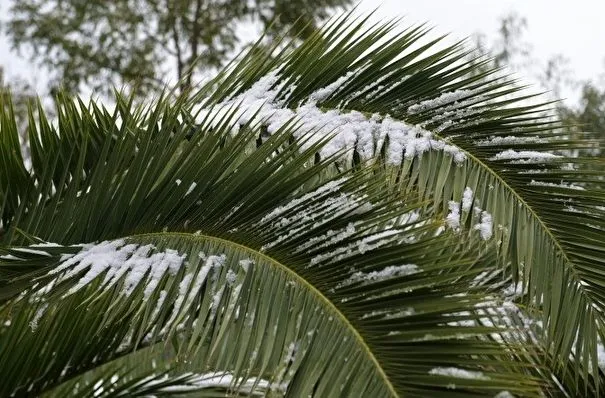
[357,1,605,88]
[0,0,603,101]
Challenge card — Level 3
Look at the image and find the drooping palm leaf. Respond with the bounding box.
[0,10,603,398]
[180,12,605,394]
[0,114,543,396]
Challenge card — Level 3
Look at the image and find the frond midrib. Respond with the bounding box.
[433,133,591,307]
[133,231,400,398]
[317,96,590,310]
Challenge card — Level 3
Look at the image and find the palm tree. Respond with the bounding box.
[1,12,604,397]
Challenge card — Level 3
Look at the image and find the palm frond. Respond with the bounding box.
[1,230,541,397]
[0,10,604,397]
[180,13,605,394]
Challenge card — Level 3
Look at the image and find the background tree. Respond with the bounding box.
[2,0,351,97]
[472,12,605,155]
[0,66,36,165]
[0,66,34,124]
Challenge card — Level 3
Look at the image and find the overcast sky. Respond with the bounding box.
[357,1,605,88]
[1,0,603,100]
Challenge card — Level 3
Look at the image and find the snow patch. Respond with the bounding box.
[474,211,493,240]
[29,303,48,332]
[185,182,197,196]
[193,70,468,166]
[476,135,545,146]
[344,264,418,286]
[429,367,489,380]
[309,69,361,102]
[43,240,186,299]
[490,150,561,162]
[407,89,477,114]
[494,391,515,398]
[12,248,52,257]
[258,178,348,227]
[141,372,269,394]
[529,180,585,191]
[462,187,473,212]
[446,201,461,230]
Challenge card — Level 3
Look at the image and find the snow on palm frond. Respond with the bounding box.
[193,70,468,165]
[0,10,604,398]
[187,14,605,394]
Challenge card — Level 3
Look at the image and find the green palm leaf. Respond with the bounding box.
[0,93,540,395]
[0,10,603,397]
[181,12,605,395]
[1,231,540,397]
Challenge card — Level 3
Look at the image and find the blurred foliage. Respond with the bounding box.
[470,12,605,155]
[0,67,36,162]
[2,0,351,97]
[0,67,34,127]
